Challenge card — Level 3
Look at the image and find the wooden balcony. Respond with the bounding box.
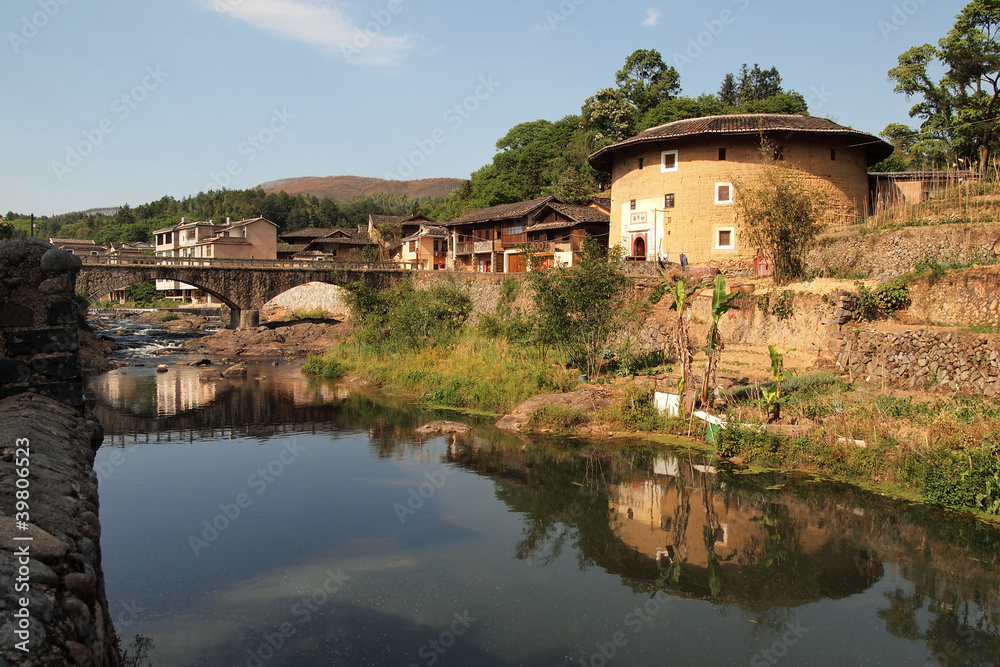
[456,241,475,256]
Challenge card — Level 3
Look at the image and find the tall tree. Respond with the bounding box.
[940,0,1000,171]
[614,49,681,115]
[889,1,1000,171]
[581,88,638,148]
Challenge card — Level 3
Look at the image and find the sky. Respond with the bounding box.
[1,0,967,216]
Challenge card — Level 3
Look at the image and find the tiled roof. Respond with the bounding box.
[276,243,309,253]
[309,229,376,246]
[442,197,553,226]
[49,238,95,245]
[279,227,341,239]
[544,202,610,224]
[587,196,611,210]
[369,215,406,227]
[401,225,449,242]
[588,114,894,169]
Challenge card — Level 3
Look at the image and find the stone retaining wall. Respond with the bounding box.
[838,329,1000,397]
[902,266,1000,327]
[0,393,120,666]
[806,223,1000,281]
[0,239,86,409]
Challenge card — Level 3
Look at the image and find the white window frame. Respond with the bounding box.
[715,227,735,250]
[661,150,678,173]
[715,182,733,205]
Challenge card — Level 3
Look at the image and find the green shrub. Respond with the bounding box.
[715,425,783,462]
[855,279,908,320]
[602,385,664,431]
[771,290,795,320]
[302,354,344,380]
[528,405,590,432]
[158,313,179,322]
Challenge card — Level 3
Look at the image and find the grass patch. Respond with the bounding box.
[158,313,179,322]
[318,330,579,415]
[714,379,1000,517]
[302,354,345,380]
[293,308,334,320]
[529,405,591,432]
[964,324,1000,334]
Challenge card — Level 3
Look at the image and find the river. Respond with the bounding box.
[86,324,1000,666]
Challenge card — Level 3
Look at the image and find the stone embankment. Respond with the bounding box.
[806,222,1000,280]
[902,266,1000,328]
[0,394,119,667]
[0,238,120,665]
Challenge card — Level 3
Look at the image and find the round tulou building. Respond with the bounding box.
[588,114,894,269]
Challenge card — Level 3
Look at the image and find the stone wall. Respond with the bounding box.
[412,272,535,323]
[901,266,1000,327]
[0,393,120,666]
[837,329,1000,397]
[806,223,1000,281]
[0,239,87,408]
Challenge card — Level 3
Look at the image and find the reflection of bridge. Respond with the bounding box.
[77,256,414,328]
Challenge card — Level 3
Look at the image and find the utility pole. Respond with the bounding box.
[30,213,35,238]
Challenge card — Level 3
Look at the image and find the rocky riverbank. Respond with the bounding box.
[183,319,352,358]
[0,393,120,667]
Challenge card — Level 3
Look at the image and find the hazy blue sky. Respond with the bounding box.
[2,0,964,215]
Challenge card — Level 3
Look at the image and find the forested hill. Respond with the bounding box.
[260,176,463,201]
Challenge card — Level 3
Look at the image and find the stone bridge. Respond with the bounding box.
[77,257,412,328]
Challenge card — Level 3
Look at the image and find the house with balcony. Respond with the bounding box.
[152,217,278,301]
[442,196,610,272]
[296,226,380,260]
[368,213,437,261]
[48,238,107,256]
[443,197,554,273]
[398,225,449,270]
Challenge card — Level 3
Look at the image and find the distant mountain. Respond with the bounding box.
[259,176,465,201]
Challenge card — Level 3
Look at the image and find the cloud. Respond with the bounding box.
[643,8,661,27]
[205,0,416,65]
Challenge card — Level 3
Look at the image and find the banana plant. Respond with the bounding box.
[763,345,794,422]
[700,273,740,406]
[661,270,708,404]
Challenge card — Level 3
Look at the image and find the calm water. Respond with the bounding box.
[88,359,1000,667]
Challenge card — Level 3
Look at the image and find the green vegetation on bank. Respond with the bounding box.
[717,380,1000,516]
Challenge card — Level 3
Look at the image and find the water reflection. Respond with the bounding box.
[91,369,1000,666]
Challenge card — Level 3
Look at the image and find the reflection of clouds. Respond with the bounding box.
[139,539,419,664]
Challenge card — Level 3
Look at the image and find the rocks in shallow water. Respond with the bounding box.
[156,364,169,373]
[414,420,472,435]
[222,362,248,378]
[194,358,213,366]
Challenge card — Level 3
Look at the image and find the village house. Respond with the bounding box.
[295,226,380,260]
[587,114,894,270]
[398,225,449,270]
[443,196,610,272]
[869,170,978,213]
[48,238,107,256]
[152,217,278,301]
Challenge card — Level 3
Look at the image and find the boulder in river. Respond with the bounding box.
[222,362,248,378]
[414,421,472,435]
[156,364,169,373]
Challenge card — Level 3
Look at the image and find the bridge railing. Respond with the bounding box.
[79,256,422,271]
